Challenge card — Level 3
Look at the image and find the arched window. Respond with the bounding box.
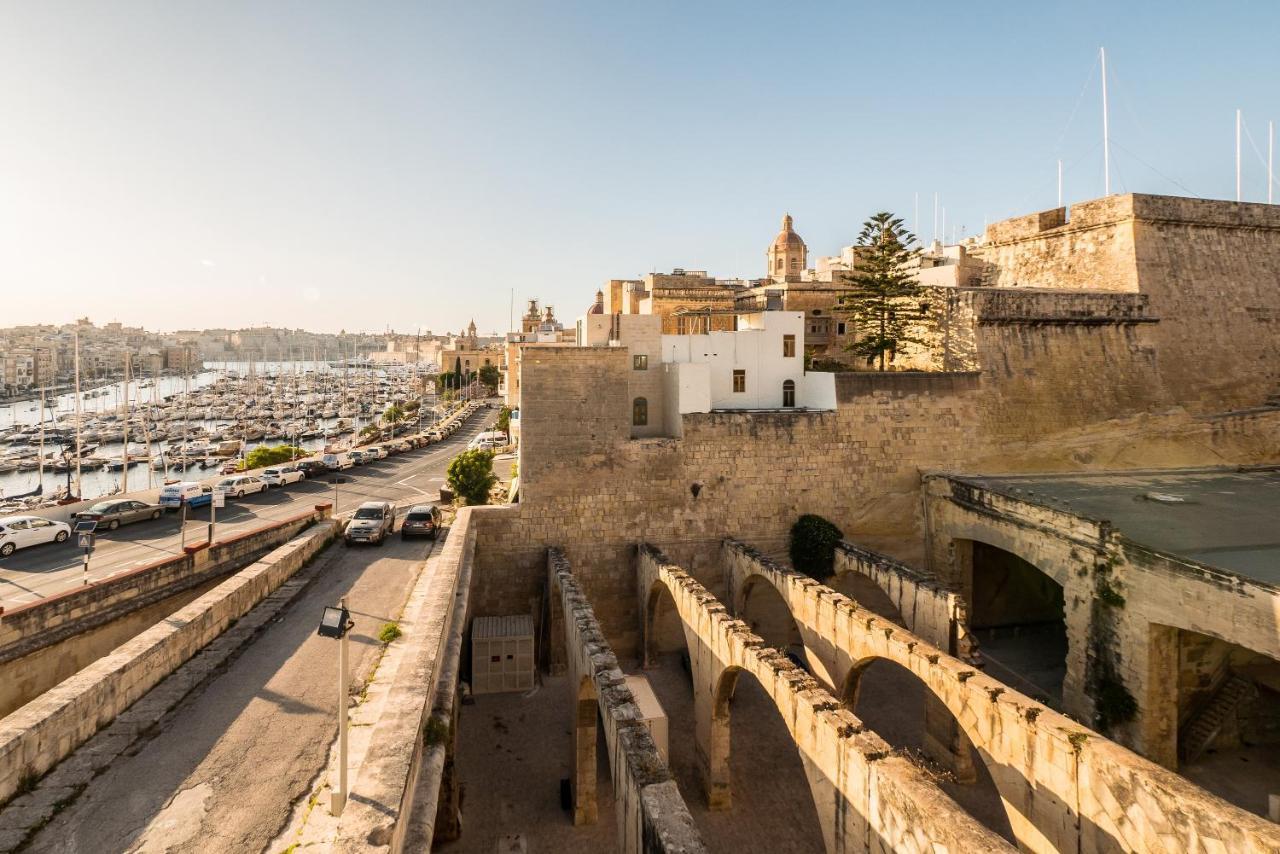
[775,257,783,271]
[633,397,648,426]
[782,380,796,408]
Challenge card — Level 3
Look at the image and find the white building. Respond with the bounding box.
[577,309,836,438]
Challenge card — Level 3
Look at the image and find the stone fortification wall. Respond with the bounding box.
[476,346,1280,657]
[974,194,1280,412]
[0,516,338,805]
[0,508,324,667]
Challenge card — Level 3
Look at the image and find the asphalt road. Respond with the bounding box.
[27,473,453,853]
[0,409,496,609]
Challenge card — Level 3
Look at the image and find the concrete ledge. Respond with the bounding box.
[330,507,476,852]
[0,518,339,805]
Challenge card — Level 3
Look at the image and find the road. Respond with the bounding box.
[27,475,452,853]
[0,409,496,608]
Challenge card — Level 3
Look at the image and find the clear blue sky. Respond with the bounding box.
[2,2,1276,335]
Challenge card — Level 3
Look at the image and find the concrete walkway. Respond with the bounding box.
[26,531,439,853]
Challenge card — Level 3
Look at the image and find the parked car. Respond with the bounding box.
[400,504,442,541]
[362,446,384,460]
[260,464,304,487]
[348,450,368,465]
[216,475,268,498]
[72,499,163,530]
[159,481,214,510]
[0,515,71,557]
[394,440,413,452]
[344,501,396,546]
[295,460,331,477]
[321,452,353,471]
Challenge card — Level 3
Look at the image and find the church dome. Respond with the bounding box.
[772,213,805,248]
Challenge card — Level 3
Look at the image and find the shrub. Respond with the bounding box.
[378,622,402,644]
[447,448,497,505]
[243,445,305,470]
[789,514,844,580]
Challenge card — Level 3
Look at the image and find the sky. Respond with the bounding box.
[1,1,1277,336]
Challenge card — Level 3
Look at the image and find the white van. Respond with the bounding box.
[322,452,353,471]
[159,481,214,510]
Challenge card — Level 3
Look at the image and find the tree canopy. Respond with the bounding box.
[478,363,500,393]
[837,212,925,371]
[244,444,306,470]
[446,448,497,505]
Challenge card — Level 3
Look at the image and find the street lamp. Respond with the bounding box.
[318,598,355,815]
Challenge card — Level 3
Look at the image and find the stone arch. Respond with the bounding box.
[957,537,1069,707]
[643,579,693,670]
[735,574,838,690]
[711,665,825,852]
[838,655,1015,843]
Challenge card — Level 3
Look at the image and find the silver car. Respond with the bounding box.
[344,501,396,546]
[72,499,164,531]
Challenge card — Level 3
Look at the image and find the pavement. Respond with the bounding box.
[22,462,472,852]
[0,410,495,608]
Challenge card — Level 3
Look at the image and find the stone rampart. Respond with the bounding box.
[0,515,339,805]
[0,507,324,666]
[639,544,1012,854]
[550,547,707,854]
[719,539,1280,854]
[331,507,475,853]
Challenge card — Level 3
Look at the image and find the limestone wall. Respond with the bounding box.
[0,517,338,805]
[550,548,707,854]
[974,194,1280,412]
[0,508,323,665]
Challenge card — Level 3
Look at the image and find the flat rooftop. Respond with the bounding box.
[954,467,1280,585]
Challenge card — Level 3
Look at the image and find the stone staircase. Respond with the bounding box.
[1180,674,1256,764]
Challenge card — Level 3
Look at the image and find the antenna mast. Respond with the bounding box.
[1058,159,1063,207]
[1237,109,1243,202]
[1101,47,1111,196]
[1269,120,1274,205]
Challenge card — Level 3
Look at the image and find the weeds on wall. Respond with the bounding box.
[1086,553,1137,733]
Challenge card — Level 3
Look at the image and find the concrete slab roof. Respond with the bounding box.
[952,467,1280,585]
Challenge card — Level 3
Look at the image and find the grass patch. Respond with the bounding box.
[378,622,403,644]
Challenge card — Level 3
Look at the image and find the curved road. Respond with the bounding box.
[0,409,496,609]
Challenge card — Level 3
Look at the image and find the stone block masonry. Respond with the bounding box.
[0,514,338,805]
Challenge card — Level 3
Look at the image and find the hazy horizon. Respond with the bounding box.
[3,2,1277,335]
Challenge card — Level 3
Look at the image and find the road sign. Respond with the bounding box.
[213,488,226,508]
[78,532,94,550]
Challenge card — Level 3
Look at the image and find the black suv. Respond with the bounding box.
[296,460,331,477]
[400,504,443,540]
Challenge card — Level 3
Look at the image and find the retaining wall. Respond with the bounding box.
[0,513,338,804]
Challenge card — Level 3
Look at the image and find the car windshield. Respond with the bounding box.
[353,507,383,520]
[216,480,234,488]
[87,503,116,514]
[405,512,432,522]
[263,469,279,475]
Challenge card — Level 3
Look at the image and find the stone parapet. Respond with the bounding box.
[0,517,338,805]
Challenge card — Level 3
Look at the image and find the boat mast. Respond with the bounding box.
[73,329,83,500]
[121,351,131,493]
[37,385,45,490]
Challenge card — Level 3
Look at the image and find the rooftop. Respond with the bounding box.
[954,466,1280,585]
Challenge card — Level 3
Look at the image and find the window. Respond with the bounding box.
[632,397,648,426]
[782,334,796,358]
[732,370,746,393]
[783,379,796,408]
[775,258,782,271]
[837,321,847,336]
[633,354,648,370]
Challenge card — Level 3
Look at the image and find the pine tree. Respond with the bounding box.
[838,212,924,371]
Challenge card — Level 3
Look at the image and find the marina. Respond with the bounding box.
[0,360,442,512]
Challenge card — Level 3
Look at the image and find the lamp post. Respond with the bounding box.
[318,598,354,815]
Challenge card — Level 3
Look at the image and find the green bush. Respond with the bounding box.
[789,514,844,580]
[378,622,402,644]
[447,448,497,505]
[496,406,512,435]
[243,445,305,469]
